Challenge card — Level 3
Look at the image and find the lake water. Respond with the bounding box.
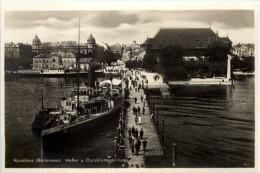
[5,75,255,168]
[151,75,255,167]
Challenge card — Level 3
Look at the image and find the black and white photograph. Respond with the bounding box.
[1,1,258,172]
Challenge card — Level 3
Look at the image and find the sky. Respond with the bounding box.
[4,10,255,45]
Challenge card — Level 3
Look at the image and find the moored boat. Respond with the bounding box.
[32,79,124,137]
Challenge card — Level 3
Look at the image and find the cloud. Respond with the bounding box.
[4,10,255,45]
[90,11,140,28]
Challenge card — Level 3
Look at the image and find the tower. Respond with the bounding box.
[87,34,96,54]
[32,34,41,54]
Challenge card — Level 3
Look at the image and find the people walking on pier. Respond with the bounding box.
[134,97,137,104]
[140,129,144,139]
[142,139,147,152]
[143,107,145,115]
[141,95,143,102]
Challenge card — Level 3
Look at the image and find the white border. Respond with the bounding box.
[1,1,259,173]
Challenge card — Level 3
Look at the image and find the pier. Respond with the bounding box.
[122,70,164,168]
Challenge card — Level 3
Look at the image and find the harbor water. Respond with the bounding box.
[5,75,254,167]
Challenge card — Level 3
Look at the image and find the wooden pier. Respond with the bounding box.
[124,78,164,167]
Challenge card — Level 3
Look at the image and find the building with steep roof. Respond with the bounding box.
[141,28,232,61]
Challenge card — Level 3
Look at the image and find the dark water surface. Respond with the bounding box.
[152,76,255,167]
[5,76,119,168]
[5,75,255,168]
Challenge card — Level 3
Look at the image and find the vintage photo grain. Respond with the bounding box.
[1,1,258,173]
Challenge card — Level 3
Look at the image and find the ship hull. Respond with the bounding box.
[41,106,122,140]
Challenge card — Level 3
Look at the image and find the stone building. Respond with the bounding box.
[33,51,76,70]
[32,34,97,55]
[5,42,32,59]
[232,43,254,57]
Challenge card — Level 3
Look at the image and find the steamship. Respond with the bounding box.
[32,79,124,137]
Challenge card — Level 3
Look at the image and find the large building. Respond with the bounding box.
[32,34,97,55]
[232,43,254,58]
[5,42,32,59]
[141,28,232,61]
[33,51,76,70]
[33,51,94,71]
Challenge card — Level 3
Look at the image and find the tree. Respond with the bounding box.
[160,46,187,80]
[205,41,230,62]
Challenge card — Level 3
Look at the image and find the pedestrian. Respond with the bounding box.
[131,126,135,135]
[129,135,132,145]
[132,106,135,114]
[143,139,147,152]
[150,114,154,122]
[131,142,135,155]
[141,95,143,102]
[140,129,144,139]
[137,106,140,114]
[134,97,137,104]
[138,115,142,125]
[135,87,137,92]
[142,107,145,115]
[128,128,131,137]
[135,128,139,138]
[135,144,139,156]
[135,117,138,125]
[136,138,141,155]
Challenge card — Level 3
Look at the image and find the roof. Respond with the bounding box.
[79,58,93,63]
[220,37,232,44]
[150,28,218,49]
[142,38,154,45]
[34,51,76,58]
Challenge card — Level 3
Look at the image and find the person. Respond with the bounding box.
[128,128,131,137]
[142,107,145,115]
[150,114,154,122]
[131,126,135,135]
[136,138,141,156]
[141,95,143,102]
[135,117,138,125]
[129,135,132,145]
[132,106,135,114]
[137,106,140,114]
[140,129,144,139]
[135,87,137,92]
[135,128,139,138]
[143,139,147,152]
[135,144,139,156]
[131,142,135,155]
[138,115,142,125]
[134,97,137,104]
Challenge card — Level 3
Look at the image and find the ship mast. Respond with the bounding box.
[77,19,80,116]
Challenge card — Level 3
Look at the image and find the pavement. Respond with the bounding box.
[124,70,163,168]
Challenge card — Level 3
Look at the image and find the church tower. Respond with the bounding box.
[32,34,41,54]
[87,34,96,54]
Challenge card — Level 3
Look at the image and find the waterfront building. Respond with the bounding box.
[4,42,32,59]
[31,34,97,55]
[141,28,232,61]
[33,51,76,70]
[232,43,254,58]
